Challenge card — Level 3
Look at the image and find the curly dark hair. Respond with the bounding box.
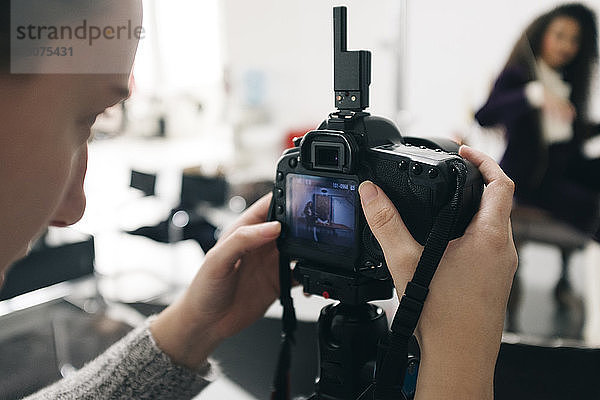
[505,3,599,123]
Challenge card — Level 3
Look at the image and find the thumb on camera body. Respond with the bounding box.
[359,181,423,289]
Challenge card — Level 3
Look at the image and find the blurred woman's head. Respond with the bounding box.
[536,4,598,70]
[506,3,598,118]
[541,13,582,69]
[509,4,598,69]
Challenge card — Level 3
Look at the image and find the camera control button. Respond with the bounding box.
[276,188,284,198]
[428,168,439,179]
[412,163,423,175]
[277,172,284,181]
[276,205,284,214]
[289,157,298,168]
[398,160,409,170]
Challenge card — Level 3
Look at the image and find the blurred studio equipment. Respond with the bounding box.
[126,166,273,253]
[126,168,223,254]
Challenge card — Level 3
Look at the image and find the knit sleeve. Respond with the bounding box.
[22,318,216,400]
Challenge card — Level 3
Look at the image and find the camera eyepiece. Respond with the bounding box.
[312,142,345,171]
[299,130,356,174]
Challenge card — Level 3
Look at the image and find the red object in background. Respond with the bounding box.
[284,127,314,150]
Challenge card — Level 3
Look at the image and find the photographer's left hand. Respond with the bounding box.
[150,194,281,369]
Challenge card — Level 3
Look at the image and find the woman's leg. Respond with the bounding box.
[531,172,600,234]
[568,156,600,192]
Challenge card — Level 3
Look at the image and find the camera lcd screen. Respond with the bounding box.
[286,174,357,250]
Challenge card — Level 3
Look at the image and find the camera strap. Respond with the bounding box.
[271,253,297,400]
[374,160,468,400]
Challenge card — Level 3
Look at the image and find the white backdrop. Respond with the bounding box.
[221,0,600,139]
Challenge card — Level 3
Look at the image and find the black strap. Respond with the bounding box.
[374,161,467,400]
[271,254,297,400]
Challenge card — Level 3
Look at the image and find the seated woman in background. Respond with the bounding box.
[476,3,600,240]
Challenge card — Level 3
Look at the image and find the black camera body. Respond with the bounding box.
[269,7,485,400]
[271,113,482,301]
[269,7,483,305]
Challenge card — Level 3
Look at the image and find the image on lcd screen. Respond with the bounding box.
[286,174,357,249]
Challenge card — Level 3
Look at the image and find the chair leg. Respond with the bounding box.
[555,248,574,305]
[560,249,573,282]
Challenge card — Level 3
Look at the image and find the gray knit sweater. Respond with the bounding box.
[23,319,214,399]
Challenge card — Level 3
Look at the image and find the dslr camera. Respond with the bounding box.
[269,7,483,305]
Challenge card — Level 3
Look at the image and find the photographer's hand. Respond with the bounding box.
[150,194,281,369]
[359,146,517,400]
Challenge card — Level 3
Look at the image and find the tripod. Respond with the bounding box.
[309,302,387,399]
[303,302,421,400]
[284,263,418,400]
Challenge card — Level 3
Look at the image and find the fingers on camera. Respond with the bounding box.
[210,222,280,267]
[221,193,273,239]
[359,181,419,266]
[360,181,402,239]
[459,146,514,225]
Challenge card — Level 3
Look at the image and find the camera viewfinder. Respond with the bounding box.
[312,142,345,171]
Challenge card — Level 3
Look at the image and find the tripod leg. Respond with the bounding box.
[314,303,388,400]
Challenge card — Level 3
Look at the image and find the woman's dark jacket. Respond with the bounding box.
[475,65,600,232]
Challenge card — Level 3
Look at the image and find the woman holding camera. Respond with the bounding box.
[1,1,516,398]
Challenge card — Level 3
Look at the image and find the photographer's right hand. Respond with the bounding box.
[359,145,517,400]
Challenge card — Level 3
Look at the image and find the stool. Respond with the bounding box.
[508,205,590,329]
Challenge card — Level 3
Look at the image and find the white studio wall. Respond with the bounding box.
[125,1,600,148]
[221,0,600,142]
[220,0,404,133]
